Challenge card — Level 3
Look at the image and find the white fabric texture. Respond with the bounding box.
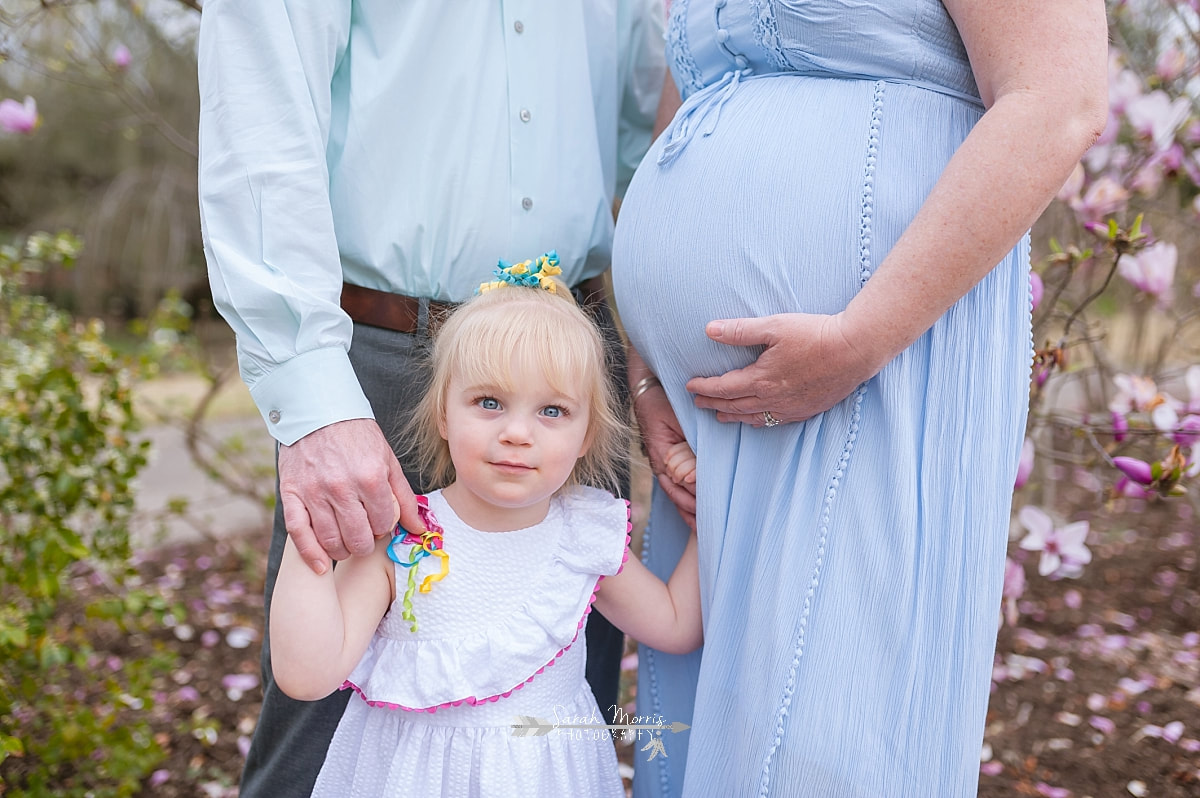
[310,487,630,798]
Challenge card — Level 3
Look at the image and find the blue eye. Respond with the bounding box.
[479,397,500,410]
[541,406,565,418]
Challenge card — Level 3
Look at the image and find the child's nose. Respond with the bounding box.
[499,416,533,444]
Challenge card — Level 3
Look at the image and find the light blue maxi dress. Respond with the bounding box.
[611,2,1032,796]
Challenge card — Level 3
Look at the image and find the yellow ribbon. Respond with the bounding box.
[419,548,449,594]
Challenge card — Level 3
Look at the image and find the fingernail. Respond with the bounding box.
[314,561,327,575]
[708,321,724,338]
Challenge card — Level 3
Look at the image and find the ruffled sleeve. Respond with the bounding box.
[341,487,631,712]
[554,485,632,578]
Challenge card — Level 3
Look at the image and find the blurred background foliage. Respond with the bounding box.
[1,0,1200,793]
[1,0,201,319]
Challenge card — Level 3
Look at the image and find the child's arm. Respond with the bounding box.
[593,533,701,655]
[270,534,396,701]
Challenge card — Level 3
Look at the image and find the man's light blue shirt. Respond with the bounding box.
[198,1,664,444]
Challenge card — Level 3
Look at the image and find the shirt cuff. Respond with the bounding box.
[249,347,375,445]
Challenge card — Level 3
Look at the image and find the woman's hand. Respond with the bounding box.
[631,374,698,531]
[686,312,880,427]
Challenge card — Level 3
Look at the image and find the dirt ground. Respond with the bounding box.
[13,492,1197,798]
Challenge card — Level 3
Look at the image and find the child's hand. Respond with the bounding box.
[662,440,697,486]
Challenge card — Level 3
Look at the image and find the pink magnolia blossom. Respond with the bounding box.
[1109,144,1132,173]
[0,96,39,134]
[1185,365,1200,414]
[1176,416,1200,448]
[1131,161,1164,196]
[1151,403,1200,447]
[1118,241,1176,304]
[1125,91,1191,151]
[1110,374,1161,413]
[1084,139,1113,173]
[1075,175,1130,221]
[1002,557,1025,626]
[1018,506,1092,578]
[1030,271,1044,313]
[1111,410,1129,442]
[221,673,259,701]
[1056,162,1085,204]
[1185,121,1200,146]
[174,686,200,702]
[1155,143,1185,173]
[1113,456,1154,485]
[1014,437,1035,489]
[1108,62,1142,114]
[1152,401,1180,433]
[1096,110,1120,147]
[1156,47,1186,82]
[1131,144,1185,196]
[1140,721,1185,743]
[111,43,132,70]
[1003,557,1025,599]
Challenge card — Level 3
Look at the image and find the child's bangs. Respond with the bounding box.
[445,294,600,400]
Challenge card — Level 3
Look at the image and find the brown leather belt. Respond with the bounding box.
[341,275,608,335]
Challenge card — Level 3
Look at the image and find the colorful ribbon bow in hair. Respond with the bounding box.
[386,497,448,633]
[477,250,562,294]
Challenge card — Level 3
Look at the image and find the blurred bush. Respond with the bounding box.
[0,232,180,797]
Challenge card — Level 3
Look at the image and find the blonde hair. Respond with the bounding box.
[406,284,626,494]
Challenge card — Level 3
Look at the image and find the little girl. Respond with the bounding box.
[270,253,701,798]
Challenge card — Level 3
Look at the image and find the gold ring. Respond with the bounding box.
[762,411,780,427]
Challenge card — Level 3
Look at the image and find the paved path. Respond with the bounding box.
[131,378,276,549]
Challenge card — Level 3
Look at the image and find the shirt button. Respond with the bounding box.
[715,0,727,7]
[268,409,281,424]
[521,197,533,211]
[519,108,531,123]
[514,20,524,34]
[734,55,748,69]
[716,28,730,44]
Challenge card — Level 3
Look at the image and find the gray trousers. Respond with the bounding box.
[240,303,628,798]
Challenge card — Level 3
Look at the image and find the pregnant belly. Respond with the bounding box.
[612,75,979,379]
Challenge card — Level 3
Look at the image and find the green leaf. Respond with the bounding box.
[1129,213,1144,240]
[0,733,24,762]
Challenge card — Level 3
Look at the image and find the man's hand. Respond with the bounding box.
[278,418,422,574]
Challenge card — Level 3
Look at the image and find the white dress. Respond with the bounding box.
[310,486,631,798]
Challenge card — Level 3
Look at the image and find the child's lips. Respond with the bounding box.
[491,461,535,473]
